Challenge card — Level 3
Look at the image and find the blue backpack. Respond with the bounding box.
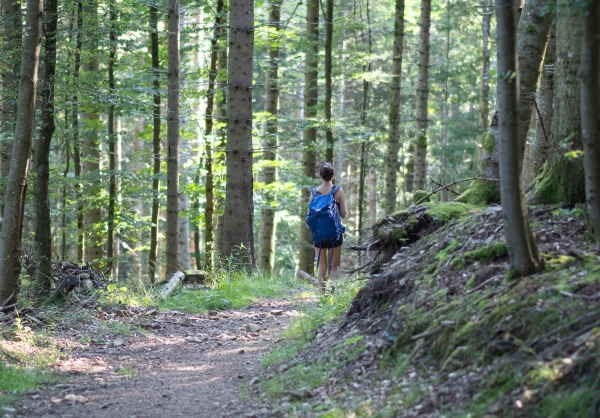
[305,186,345,245]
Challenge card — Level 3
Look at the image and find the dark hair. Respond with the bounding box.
[319,162,334,181]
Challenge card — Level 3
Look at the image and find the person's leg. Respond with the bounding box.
[330,246,343,280]
[315,246,327,292]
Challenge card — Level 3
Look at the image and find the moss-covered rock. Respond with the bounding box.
[455,179,498,205]
[412,190,430,203]
[423,202,482,224]
[464,242,508,262]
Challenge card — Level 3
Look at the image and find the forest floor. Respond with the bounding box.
[2,297,310,418]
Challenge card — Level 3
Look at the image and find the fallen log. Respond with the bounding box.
[160,271,186,299]
[297,270,318,286]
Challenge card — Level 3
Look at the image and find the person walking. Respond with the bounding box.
[306,162,347,292]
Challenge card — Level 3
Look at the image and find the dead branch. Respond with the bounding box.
[559,290,600,300]
[538,319,600,359]
[528,308,600,348]
[466,274,503,294]
[160,271,186,299]
[414,177,499,206]
[411,326,443,341]
[296,270,318,286]
[429,177,459,195]
[532,97,549,145]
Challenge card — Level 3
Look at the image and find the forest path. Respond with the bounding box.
[15,298,303,418]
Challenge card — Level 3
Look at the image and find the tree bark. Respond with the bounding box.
[532,26,555,174]
[324,0,334,163]
[82,0,102,267]
[384,0,405,215]
[517,0,553,156]
[412,0,431,191]
[581,0,600,243]
[72,0,84,263]
[496,0,542,276]
[479,0,492,142]
[204,0,226,270]
[531,0,585,205]
[166,0,180,274]
[298,0,319,275]
[0,0,43,307]
[223,0,255,265]
[34,0,58,291]
[258,0,283,273]
[368,168,377,226]
[0,0,22,219]
[148,0,161,282]
[107,0,117,275]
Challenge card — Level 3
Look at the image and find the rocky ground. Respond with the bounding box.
[6,299,305,418]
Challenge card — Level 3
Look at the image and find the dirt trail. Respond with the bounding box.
[14,299,301,418]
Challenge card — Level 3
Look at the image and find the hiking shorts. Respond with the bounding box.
[314,235,343,249]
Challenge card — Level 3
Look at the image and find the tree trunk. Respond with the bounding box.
[384,0,405,215]
[166,0,180,274]
[258,0,283,273]
[34,0,58,291]
[324,0,334,163]
[72,0,84,263]
[532,26,555,174]
[517,0,553,156]
[413,0,431,192]
[479,0,492,143]
[214,26,228,264]
[204,0,225,270]
[581,0,600,243]
[223,0,255,265]
[0,0,22,219]
[0,0,43,307]
[368,168,377,225]
[148,1,161,282]
[496,0,542,276]
[531,0,585,205]
[82,0,102,267]
[107,0,117,275]
[298,0,319,275]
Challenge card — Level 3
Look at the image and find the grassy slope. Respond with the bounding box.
[257,205,600,417]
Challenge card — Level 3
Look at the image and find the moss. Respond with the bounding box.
[456,179,498,205]
[504,267,520,281]
[482,133,496,155]
[532,157,585,205]
[464,242,508,262]
[451,257,466,270]
[412,190,430,203]
[423,202,483,224]
[465,275,476,289]
[416,132,427,149]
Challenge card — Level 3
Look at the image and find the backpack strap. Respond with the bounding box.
[330,186,340,196]
[311,187,317,197]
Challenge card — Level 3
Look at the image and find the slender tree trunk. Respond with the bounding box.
[258,0,282,273]
[368,167,376,225]
[581,0,600,243]
[72,0,84,262]
[298,0,319,275]
[34,0,58,291]
[82,0,102,267]
[223,0,255,265]
[479,0,492,149]
[384,0,405,214]
[413,0,431,191]
[166,0,180,274]
[0,0,43,307]
[440,0,451,203]
[324,0,334,163]
[517,0,553,156]
[496,0,542,277]
[148,1,161,282]
[107,0,117,275]
[532,26,555,174]
[0,0,22,218]
[214,27,228,263]
[204,0,225,270]
[531,0,585,205]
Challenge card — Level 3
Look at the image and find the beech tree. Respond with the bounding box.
[223,0,255,265]
[412,0,431,192]
[324,0,334,163]
[0,0,43,306]
[258,0,283,272]
[496,0,542,276]
[384,0,405,214]
[581,0,600,242]
[298,0,319,275]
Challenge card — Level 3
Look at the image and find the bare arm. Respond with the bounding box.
[336,188,347,219]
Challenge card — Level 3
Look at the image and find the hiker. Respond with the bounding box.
[306,162,347,292]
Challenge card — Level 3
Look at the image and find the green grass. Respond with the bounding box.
[0,361,54,406]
